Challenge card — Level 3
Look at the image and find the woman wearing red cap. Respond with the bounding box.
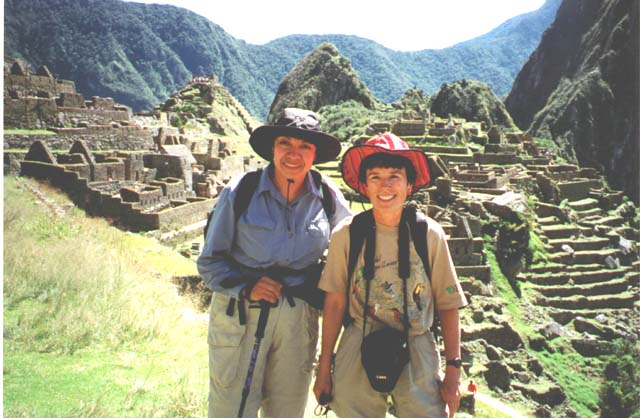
[313,133,467,418]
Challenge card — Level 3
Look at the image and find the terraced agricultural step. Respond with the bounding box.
[525,267,631,286]
[456,265,492,284]
[529,277,632,298]
[548,249,620,264]
[538,216,560,226]
[573,207,603,219]
[540,225,581,239]
[579,215,627,228]
[527,263,605,274]
[461,322,524,350]
[438,154,475,164]
[414,145,471,155]
[547,307,636,325]
[567,198,599,211]
[536,292,637,310]
[547,237,610,252]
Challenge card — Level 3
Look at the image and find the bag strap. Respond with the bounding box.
[361,215,377,341]
[310,169,336,220]
[360,209,411,343]
[233,169,263,223]
[406,206,439,338]
[344,210,373,326]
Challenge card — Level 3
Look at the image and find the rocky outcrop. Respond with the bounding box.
[506,0,639,203]
[430,80,516,128]
[267,43,377,122]
[158,75,259,136]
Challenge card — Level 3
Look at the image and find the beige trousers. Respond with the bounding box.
[207,293,319,418]
[331,324,447,418]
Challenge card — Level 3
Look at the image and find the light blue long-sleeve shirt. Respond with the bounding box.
[197,164,352,297]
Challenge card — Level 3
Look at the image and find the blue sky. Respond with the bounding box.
[124,0,546,51]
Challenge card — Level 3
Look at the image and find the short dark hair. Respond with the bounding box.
[358,153,417,184]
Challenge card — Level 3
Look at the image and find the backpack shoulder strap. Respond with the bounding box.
[408,208,432,281]
[344,210,374,326]
[233,168,263,223]
[406,207,440,338]
[310,169,336,220]
[203,168,263,240]
[347,210,374,288]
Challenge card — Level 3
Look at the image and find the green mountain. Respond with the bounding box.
[267,43,377,122]
[4,0,561,119]
[430,79,516,129]
[506,0,639,203]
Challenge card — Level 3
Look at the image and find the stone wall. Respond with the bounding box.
[4,97,59,128]
[20,159,212,232]
[393,121,425,136]
[57,106,130,125]
[4,73,76,97]
[4,128,154,151]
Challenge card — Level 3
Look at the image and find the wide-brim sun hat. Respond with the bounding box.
[342,133,431,196]
[249,108,341,164]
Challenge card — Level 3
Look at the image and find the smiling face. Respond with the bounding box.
[363,166,413,216]
[272,136,317,183]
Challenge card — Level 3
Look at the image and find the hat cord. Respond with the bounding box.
[285,179,294,232]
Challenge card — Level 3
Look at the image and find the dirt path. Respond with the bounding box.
[476,392,531,417]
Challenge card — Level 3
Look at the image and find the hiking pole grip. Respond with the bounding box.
[255,301,270,338]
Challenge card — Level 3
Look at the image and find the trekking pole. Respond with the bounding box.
[237,301,270,418]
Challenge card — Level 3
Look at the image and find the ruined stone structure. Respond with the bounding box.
[19,140,213,232]
[4,62,132,129]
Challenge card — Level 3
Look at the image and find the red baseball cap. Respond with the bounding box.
[342,133,431,196]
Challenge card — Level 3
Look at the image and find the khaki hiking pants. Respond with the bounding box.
[207,292,319,418]
[331,324,447,418]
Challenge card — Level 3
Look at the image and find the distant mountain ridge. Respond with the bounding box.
[4,0,561,119]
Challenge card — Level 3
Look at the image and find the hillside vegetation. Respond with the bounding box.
[4,0,561,119]
[3,176,208,417]
[506,0,639,203]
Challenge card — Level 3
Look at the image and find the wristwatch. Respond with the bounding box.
[446,358,462,368]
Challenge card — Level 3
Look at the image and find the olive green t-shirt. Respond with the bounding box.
[319,215,467,336]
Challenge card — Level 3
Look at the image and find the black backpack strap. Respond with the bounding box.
[405,206,439,338]
[310,169,336,221]
[233,168,263,223]
[203,168,263,238]
[344,210,374,327]
[360,215,377,339]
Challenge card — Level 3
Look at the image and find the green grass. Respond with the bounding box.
[4,176,208,417]
[533,345,602,417]
[4,129,56,135]
[528,230,550,265]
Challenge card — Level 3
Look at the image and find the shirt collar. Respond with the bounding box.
[256,163,322,200]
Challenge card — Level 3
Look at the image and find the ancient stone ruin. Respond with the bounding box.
[5,59,264,233]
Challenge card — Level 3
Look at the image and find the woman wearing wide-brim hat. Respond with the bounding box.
[198,108,351,418]
[314,133,467,418]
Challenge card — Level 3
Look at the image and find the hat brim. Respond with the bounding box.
[341,145,431,196]
[249,125,341,164]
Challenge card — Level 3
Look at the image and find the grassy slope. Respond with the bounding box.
[3,176,208,417]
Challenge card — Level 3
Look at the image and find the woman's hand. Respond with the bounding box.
[440,368,461,417]
[313,362,333,405]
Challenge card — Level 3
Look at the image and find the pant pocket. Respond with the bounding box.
[208,293,246,387]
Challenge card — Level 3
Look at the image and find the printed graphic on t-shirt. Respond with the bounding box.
[351,254,432,331]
